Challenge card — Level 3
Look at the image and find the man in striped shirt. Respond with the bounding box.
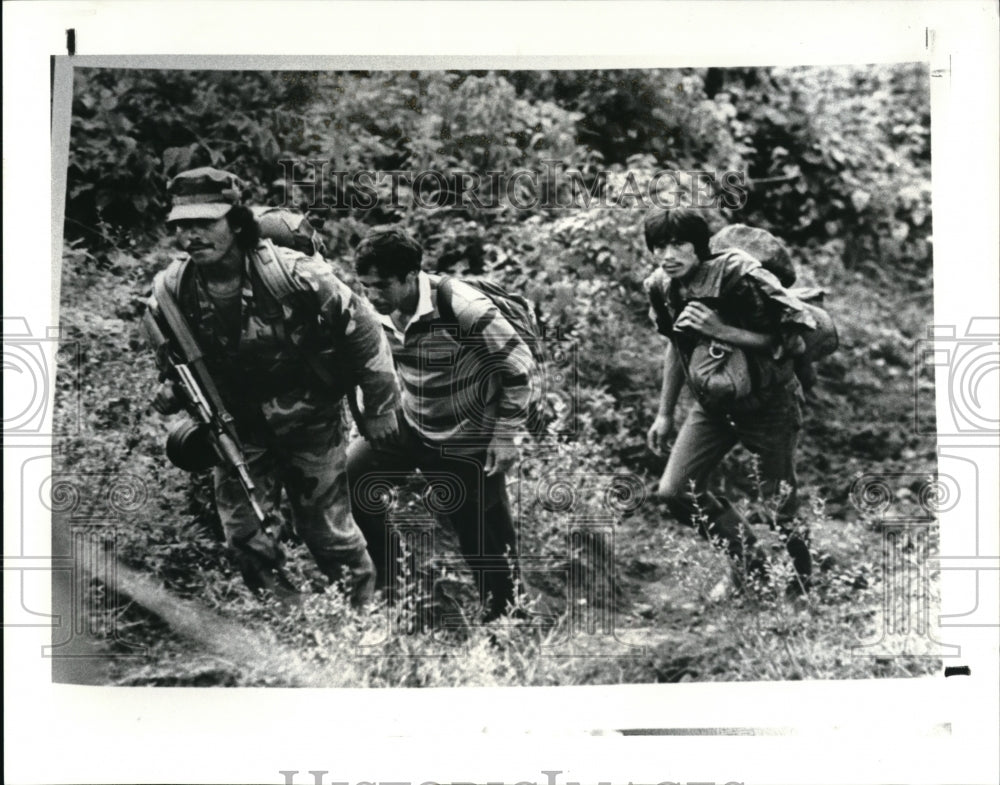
[347,225,534,622]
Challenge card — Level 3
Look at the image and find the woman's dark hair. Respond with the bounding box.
[225,205,261,251]
[354,224,423,280]
[643,207,711,260]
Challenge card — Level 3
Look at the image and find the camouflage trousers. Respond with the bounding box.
[214,398,374,598]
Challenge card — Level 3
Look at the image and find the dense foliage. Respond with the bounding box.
[66,65,931,271]
[55,65,939,686]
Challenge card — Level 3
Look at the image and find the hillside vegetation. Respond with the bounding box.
[54,65,940,686]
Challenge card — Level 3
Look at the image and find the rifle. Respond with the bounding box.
[143,271,300,601]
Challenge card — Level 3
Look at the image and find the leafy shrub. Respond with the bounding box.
[66,69,318,249]
[722,64,932,272]
[507,69,754,171]
[508,65,932,274]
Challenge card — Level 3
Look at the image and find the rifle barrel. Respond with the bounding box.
[175,364,215,424]
[148,275,270,528]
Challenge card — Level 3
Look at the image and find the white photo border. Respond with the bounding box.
[4,2,998,784]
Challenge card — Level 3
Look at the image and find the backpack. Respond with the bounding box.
[435,275,550,439]
[708,224,839,391]
[252,206,327,258]
[709,224,797,287]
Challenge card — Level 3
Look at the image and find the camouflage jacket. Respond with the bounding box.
[160,242,399,436]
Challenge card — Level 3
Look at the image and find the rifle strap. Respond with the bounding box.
[250,241,369,438]
[160,246,368,439]
[436,275,457,323]
[667,333,703,411]
[152,266,243,446]
[251,239,302,301]
[650,284,713,409]
[435,275,483,342]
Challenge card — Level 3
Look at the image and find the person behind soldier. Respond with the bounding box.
[148,167,400,606]
[643,207,815,595]
[347,225,535,622]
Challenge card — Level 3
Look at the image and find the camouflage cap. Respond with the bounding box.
[166,167,245,223]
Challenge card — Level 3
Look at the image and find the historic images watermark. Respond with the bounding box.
[46,471,152,659]
[9,311,997,667]
[525,465,648,657]
[849,472,958,657]
[915,317,999,436]
[2,316,81,443]
[277,771,744,785]
[913,317,1000,646]
[3,318,148,659]
[277,160,749,212]
[843,315,1000,660]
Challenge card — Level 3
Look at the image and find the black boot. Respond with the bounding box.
[784,534,813,597]
[229,529,301,604]
[314,547,376,609]
[705,500,770,585]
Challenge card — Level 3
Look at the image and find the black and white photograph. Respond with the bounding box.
[4,3,999,784]
[50,60,946,686]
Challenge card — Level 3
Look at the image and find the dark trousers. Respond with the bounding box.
[657,385,812,584]
[346,419,519,621]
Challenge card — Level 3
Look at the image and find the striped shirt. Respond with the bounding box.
[377,272,536,446]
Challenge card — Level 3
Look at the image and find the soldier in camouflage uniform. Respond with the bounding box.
[149,168,400,605]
